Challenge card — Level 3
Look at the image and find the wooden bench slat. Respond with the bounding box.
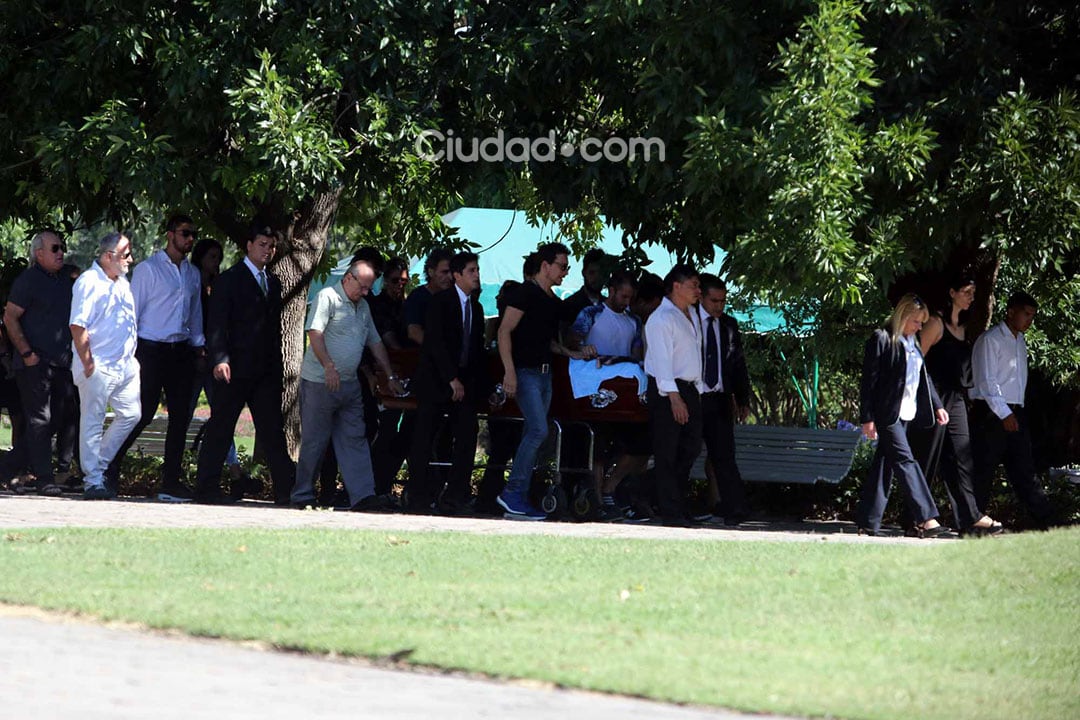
[691,425,863,485]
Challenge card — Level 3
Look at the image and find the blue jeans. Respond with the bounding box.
[504,368,552,497]
[292,379,374,505]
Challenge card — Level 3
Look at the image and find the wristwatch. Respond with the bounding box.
[20,349,33,358]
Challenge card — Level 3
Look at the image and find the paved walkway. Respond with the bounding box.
[0,494,938,720]
[0,493,937,544]
[0,607,778,720]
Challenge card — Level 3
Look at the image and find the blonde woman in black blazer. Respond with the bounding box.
[855,294,951,538]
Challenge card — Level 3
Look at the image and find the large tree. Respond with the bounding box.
[447,0,1078,381]
[3,0,1077,448]
[1,0,469,451]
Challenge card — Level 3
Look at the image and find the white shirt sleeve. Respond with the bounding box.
[187,266,205,347]
[971,328,1011,420]
[644,311,678,394]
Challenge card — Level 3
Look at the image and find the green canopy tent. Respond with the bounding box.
[312,208,822,424]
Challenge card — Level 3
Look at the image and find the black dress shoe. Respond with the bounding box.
[195,491,238,506]
[350,494,396,513]
[230,474,263,501]
[660,515,703,528]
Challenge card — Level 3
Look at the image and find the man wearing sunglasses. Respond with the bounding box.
[367,256,415,496]
[69,232,140,499]
[1,230,78,496]
[104,214,205,502]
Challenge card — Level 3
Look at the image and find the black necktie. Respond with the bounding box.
[460,299,471,366]
[705,316,719,389]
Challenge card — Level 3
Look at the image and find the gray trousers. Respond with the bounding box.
[291,379,374,506]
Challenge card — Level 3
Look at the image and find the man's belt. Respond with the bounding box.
[139,339,191,351]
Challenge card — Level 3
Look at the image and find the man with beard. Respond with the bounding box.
[106,215,205,501]
[559,248,607,339]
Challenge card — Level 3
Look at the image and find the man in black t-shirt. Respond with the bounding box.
[367,257,412,350]
[1,230,76,495]
[403,248,454,346]
[495,242,596,520]
[367,256,416,494]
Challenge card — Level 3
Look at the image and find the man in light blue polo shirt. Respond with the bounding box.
[290,259,403,510]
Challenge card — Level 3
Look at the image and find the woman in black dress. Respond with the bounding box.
[916,274,1003,536]
[855,294,952,538]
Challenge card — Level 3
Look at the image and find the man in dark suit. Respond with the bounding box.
[697,274,752,524]
[194,225,295,504]
[405,251,487,514]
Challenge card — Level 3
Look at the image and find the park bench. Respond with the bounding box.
[104,413,208,457]
[690,425,863,485]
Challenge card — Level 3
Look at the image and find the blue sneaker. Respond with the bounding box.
[496,492,547,521]
[83,485,116,501]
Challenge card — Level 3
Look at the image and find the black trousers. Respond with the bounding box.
[108,340,196,487]
[477,419,521,508]
[372,409,413,495]
[406,397,478,509]
[971,402,1053,526]
[908,389,983,529]
[647,378,703,520]
[195,373,295,503]
[855,419,940,532]
[701,391,748,518]
[8,363,76,486]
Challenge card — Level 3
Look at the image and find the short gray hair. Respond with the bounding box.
[29,230,60,261]
[98,232,126,256]
[347,259,375,279]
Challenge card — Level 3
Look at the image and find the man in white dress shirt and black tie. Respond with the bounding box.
[970,290,1054,528]
[644,264,704,526]
[106,214,205,502]
[697,274,752,525]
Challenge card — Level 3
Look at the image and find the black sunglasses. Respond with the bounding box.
[177,228,199,239]
[46,243,67,254]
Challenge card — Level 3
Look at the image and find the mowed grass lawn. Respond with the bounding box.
[1,527,1077,720]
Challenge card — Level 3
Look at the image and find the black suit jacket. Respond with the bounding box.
[206,261,283,379]
[412,287,487,403]
[702,312,751,408]
[859,328,942,428]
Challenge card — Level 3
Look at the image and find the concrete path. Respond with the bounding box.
[0,493,938,544]
[0,607,769,720]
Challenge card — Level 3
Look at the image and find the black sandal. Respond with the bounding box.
[962,521,1005,538]
[912,523,956,539]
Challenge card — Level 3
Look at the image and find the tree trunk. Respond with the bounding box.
[270,188,343,458]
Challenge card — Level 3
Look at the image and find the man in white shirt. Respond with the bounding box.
[105,215,205,502]
[69,232,140,500]
[970,290,1054,527]
[697,274,752,525]
[644,264,704,526]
